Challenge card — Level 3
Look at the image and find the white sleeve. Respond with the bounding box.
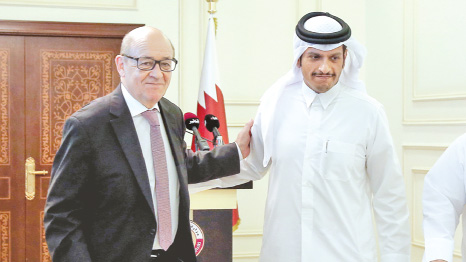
[366,107,411,261]
[423,134,466,262]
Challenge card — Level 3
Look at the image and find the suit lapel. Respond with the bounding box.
[159,99,181,164]
[158,99,188,186]
[109,85,155,215]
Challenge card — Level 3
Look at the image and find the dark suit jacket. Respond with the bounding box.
[44,85,240,262]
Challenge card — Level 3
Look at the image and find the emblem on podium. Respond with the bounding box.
[190,220,205,256]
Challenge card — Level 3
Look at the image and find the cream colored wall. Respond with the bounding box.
[4,0,466,261]
[364,0,466,260]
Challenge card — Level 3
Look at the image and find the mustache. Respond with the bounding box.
[312,73,336,77]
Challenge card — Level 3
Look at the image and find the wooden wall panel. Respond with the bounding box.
[0,49,9,166]
[0,35,25,262]
[0,212,10,262]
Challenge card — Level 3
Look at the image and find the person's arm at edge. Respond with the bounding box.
[423,134,466,262]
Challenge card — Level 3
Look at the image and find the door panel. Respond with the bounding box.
[0,35,25,262]
[24,36,121,261]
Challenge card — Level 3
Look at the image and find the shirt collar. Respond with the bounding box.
[301,81,317,108]
[301,81,342,109]
[121,83,160,117]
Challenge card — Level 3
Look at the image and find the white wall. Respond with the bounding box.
[400,0,466,260]
[4,0,466,261]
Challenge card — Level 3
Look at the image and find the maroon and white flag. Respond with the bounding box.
[192,15,229,150]
[190,15,240,231]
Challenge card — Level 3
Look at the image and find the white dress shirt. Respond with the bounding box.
[219,81,410,261]
[121,84,180,250]
[423,133,466,262]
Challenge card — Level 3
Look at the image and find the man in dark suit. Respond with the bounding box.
[44,26,253,262]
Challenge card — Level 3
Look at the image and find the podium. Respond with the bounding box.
[189,189,238,261]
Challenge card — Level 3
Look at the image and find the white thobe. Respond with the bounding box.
[423,133,466,262]
[224,81,410,261]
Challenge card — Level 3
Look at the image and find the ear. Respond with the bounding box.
[115,55,125,77]
[296,57,302,68]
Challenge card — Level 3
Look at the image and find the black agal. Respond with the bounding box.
[296,12,351,44]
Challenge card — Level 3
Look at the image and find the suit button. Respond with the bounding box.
[150,228,156,235]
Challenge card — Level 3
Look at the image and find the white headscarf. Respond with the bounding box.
[256,14,367,167]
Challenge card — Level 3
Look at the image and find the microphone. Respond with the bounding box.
[204,114,224,146]
[184,112,210,151]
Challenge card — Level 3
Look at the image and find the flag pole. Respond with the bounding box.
[206,0,217,14]
[206,0,218,35]
[205,0,241,233]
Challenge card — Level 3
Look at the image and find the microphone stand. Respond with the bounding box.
[213,135,224,147]
[185,130,211,151]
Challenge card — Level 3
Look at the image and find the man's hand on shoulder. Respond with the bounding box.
[235,119,254,159]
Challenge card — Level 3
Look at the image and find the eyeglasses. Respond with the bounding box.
[122,54,178,72]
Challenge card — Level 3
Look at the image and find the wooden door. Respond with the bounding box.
[0,21,142,262]
[0,35,26,262]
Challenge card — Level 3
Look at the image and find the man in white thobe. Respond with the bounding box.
[423,133,466,262]
[196,12,411,261]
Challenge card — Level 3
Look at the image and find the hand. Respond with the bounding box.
[235,119,254,159]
